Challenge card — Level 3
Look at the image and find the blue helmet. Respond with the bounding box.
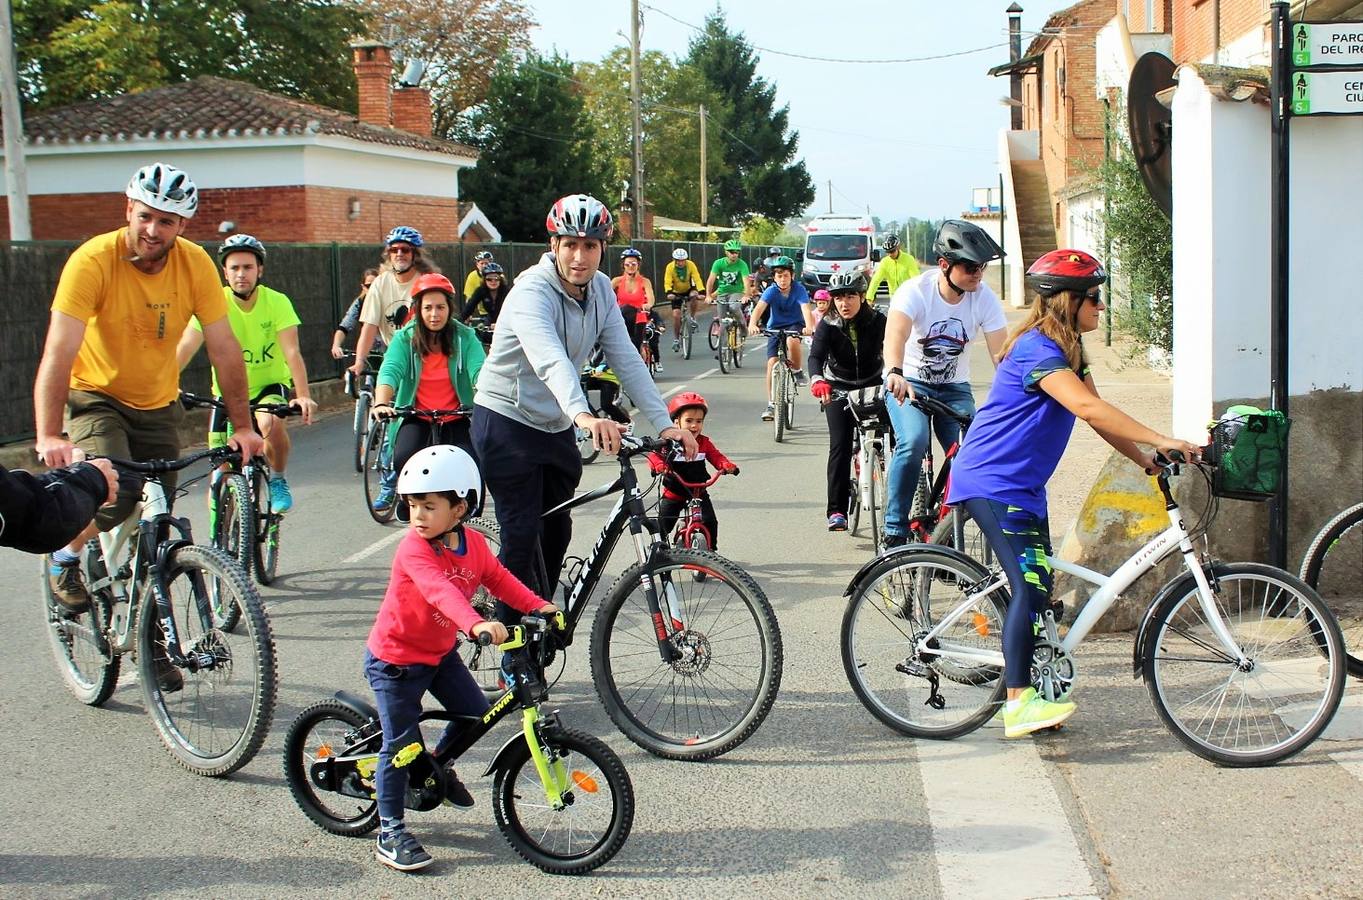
[385,225,424,248]
[620,247,642,259]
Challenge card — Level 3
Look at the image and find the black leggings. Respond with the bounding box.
[961,497,1054,690]
[823,398,856,517]
[392,417,474,521]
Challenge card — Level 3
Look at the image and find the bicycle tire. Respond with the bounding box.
[363,420,396,524]
[841,547,1006,739]
[847,449,862,537]
[1143,563,1346,766]
[590,547,782,760]
[774,370,789,443]
[1299,502,1363,678]
[250,466,280,586]
[708,318,721,352]
[929,507,997,568]
[717,334,730,373]
[42,549,119,706]
[492,726,634,875]
[352,394,370,474]
[868,446,882,550]
[682,313,693,360]
[784,374,795,429]
[284,699,381,836]
[460,516,507,694]
[732,326,744,368]
[138,544,277,777]
[211,473,251,630]
[909,464,933,527]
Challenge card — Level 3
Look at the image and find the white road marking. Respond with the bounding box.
[341,528,405,564]
[660,368,720,401]
[917,730,1097,899]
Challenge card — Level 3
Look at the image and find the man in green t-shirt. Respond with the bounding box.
[177,234,317,513]
[705,238,754,335]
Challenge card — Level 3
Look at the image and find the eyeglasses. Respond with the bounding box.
[1084,290,1104,306]
[388,246,413,256]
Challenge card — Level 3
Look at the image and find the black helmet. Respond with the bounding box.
[827,271,867,295]
[882,234,901,253]
[932,220,1005,266]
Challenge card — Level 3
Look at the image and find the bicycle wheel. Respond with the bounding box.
[773,369,789,443]
[732,326,744,369]
[1143,562,1346,766]
[352,394,370,474]
[682,313,693,360]
[138,544,277,777]
[590,547,782,760]
[708,318,721,352]
[909,464,933,526]
[492,726,634,875]
[717,332,730,373]
[784,375,796,429]
[460,517,506,693]
[842,548,1007,739]
[42,549,119,706]
[1299,503,1363,678]
[250,467,280,586]
[847,450,862,536]
[211,473,251,630]
[363,420,396,524]
[868,446,883,550]
[930,507,996,567]
[284,699,381,836]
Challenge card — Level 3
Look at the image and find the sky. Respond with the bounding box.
[526,0,1082,224]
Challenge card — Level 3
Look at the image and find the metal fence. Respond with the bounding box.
[1,237,789,443]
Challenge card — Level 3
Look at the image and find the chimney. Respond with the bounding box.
[392,85,432,137]
[351,40,393,127]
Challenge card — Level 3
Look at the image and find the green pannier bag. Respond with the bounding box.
[1207,405,1292,501]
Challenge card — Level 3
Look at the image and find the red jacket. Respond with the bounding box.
[367,527,545,666]
[648,433,735,501]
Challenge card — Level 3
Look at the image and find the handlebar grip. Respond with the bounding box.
[476,631,495,647]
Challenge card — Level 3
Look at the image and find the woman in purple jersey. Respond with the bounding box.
[947,250,1202,739]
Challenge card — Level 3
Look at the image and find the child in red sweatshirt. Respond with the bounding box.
[647,392,738,549]
[365,445,556,873]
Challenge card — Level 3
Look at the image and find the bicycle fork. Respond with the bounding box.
[625,503,685,660]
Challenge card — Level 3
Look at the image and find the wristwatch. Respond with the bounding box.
[886,367,904,379]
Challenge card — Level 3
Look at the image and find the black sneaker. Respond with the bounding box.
[882,534,909,550]
[48,561,92,614]
[443,766,475,808]
[375,830,433,872]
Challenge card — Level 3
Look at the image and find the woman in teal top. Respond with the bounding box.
[371,273,485,517]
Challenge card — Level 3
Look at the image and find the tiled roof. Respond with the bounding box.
[21,76,477,159]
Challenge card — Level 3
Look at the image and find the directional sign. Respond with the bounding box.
[1291,22,1363,67]
[1289,70,1363,115]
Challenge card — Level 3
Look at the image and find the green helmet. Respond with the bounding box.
[723,239,742,252]
[772,255,795,271]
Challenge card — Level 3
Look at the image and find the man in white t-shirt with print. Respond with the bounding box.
[880,220,1008,547]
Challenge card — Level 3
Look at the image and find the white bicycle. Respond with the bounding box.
[841,452,1346,767]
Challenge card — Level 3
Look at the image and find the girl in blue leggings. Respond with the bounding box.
[947,250,1201,738]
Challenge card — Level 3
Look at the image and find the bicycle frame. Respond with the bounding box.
[914,478,1248,669]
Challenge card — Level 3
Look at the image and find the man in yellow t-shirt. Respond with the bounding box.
[33,162,263,615]
[177,234,317,514]
[661,248,705,350]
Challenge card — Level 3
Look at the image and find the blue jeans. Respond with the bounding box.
[883,379,976,538]
[364,648,488,821]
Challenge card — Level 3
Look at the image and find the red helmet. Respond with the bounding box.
[1025,249,1108,296]
[667,391,708,419]
[411,272,457,300]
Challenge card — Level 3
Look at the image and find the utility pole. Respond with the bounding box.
[1008,3,1024,131]
[827,180,832,214]
[0,0,32,240]
[628,0,645,240]
[698,104,707,225]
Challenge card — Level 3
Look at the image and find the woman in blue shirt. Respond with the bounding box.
[948,250,1201,738]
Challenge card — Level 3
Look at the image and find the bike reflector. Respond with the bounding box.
[572,771,599,793]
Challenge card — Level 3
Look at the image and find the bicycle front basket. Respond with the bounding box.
[1208,408,1291,501]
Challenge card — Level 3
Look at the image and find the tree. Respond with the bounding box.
[454,50,608,242]
[740,215,801,249]
[576,47,731,224]
[683,10,815,224]
[14,0,370,112]
[356,0,534,138]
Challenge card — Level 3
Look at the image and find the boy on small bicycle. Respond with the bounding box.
[747,256,815,421]
[366,446,558,872]
[647,393,738,549]
[808,271,888,531]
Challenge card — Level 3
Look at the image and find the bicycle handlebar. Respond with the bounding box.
[658,468,730,490]
[180,391,302,419]
[909,395,974,428]
[98,445,239,476]
[375,405,472,421]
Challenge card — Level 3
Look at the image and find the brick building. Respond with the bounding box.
[0,41,499,244]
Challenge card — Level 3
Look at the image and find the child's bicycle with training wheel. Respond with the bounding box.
[283,613,633,875]
[841,450,1346,767]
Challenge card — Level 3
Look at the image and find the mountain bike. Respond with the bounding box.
[42,447,277,776]
[283,614,633,875]
[840,451,1346,767]
[182,393,300,590]
[714,300,747,374]
[763,327,803,443]
[830,385,890,547]
[476,435,782,760]
[1300,501,1363,677]
[466,315,495,351]
[637,316,662,379]
[340,350,385,474]
[363,406,470,525]
[679,300,696,360]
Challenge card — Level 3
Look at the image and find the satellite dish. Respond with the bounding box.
[1127,52,1176,220]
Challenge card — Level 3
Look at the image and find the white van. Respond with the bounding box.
[798,214,879,288]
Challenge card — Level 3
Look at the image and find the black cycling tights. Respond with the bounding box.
[960,497,1054,690]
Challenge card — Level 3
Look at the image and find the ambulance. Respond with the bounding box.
[798,214,879,288]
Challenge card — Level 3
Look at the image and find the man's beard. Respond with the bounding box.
[392,260,412,274]
[126,230,173,264]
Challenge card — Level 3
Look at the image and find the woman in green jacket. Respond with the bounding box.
[371,273,485,516]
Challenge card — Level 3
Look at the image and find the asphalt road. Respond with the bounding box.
[2,327,1359,899]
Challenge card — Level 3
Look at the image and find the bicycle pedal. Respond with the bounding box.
[393,741,423,768]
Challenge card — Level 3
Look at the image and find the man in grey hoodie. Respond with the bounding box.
[472,194,697,611]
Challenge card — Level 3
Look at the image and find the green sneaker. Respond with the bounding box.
[1002,687,1076,738]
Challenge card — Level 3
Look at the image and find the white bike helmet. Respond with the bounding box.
[125,162,199,218]
[672,248,689,261]
[397,445,480,512]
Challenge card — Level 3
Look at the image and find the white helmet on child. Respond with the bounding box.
[397,445,480,510]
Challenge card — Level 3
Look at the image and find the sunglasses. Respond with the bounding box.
[1084,289,1104,306]
[388,246,413,255]
[956,260,986,275]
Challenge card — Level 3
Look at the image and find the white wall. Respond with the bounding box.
[1170,66,1363,437]
[1065,190,1104,257]
[998,129,1040,307]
